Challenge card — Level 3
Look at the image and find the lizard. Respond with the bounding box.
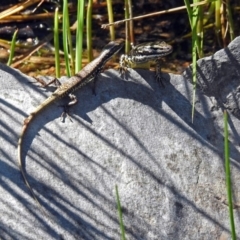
[17,38,124,211]
[119,40,173,87]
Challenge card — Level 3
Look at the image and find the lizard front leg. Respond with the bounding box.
[119,54,130,77]
[60,93,77,121]
[155,59,165,88]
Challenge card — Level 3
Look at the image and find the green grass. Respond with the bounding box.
[86,0,93,62]
[75,0,85,72]
[7,29,18,66]
[184,0,201,123]
[62,0,72,77]
[106,0,115,41]
[115,185,126,240]
[54,7,60,78]
[224,111,236,240]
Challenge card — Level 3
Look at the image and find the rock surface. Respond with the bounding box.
[0,37,240,239]
[184,36,240,118]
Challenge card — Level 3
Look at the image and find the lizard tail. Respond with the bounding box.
[17,114,45,211]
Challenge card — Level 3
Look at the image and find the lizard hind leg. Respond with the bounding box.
[33,76,62,88]
[91,77,99,96]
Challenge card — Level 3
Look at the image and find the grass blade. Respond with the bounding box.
[75,0,85,72]
[7,29,18,66]
[54,7,60,78]
[191,2,199,122]
[106,0,115,40]
[115,185,126,240]
[225,0,235,40]
[86,0,93,62]
[62,0,71,77]
[184,0,193,28]
[224,111,236,240]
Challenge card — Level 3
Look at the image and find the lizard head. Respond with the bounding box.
[101,38,125,60]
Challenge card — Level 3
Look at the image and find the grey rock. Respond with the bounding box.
[184,36,240,118]
[0,37,240,240]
